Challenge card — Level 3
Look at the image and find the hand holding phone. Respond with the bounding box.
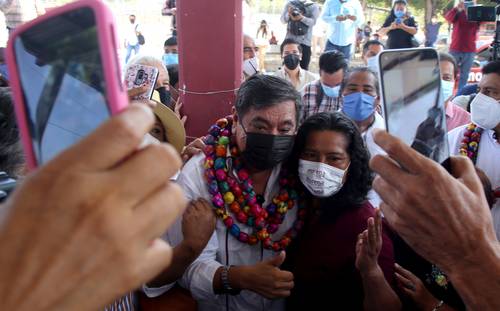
[125,64,159,101]
[6,0,128,169]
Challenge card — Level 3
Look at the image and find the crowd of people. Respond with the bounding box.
[0,0,500,311]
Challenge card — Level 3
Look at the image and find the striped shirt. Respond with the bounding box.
[299,79,342,125]
[103,292,135,311]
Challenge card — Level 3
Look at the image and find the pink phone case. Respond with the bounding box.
[125,64,159,100]
[6,0,128,170]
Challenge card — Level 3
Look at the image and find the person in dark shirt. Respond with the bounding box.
[284,112,401,310]
[425,15,441,47]
[378,0,418,49]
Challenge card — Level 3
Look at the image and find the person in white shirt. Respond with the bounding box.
[448,60,500,239]
[274,38,318,91]
[124,14,141,64]
[0,0,44,34]
[362,40,384,74]
[340,66,385,207]
[322,0,364,62]
[168,75,300,310]
[243,34,260,79]
[340,67,385,156]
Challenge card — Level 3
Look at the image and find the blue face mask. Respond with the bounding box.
[321,83,340,98]
[163,53,179,66]
[394,9,405,18]
[342,92,376,122]
[441,80,455,101]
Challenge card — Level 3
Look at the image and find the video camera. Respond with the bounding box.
[466,0,500,61]
[466,1,497,22]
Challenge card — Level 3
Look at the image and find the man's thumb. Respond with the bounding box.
[265,251,286,267]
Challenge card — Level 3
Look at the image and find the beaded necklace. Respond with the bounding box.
[459,123,483,164]
[203,117,306,252]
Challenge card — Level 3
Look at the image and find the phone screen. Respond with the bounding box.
[379,49,449,163]
[13,7,109,164]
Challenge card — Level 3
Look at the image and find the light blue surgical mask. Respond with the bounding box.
[163,53,179,66]
[342,92,376,121]
[394,9,405,18]
[366,56,379,74]
[321,83,340,98]
[441,80,455,101]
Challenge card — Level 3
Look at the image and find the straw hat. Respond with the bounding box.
[152,101,186,155]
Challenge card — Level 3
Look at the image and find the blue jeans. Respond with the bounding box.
[449,51,475,92]
[324,40,351,62]
[125,43,140,64]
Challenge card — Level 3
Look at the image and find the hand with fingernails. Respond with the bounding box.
[395,264,444,310]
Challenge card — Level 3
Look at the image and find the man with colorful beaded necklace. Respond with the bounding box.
[448,60,500,239]
[171,75,301,310]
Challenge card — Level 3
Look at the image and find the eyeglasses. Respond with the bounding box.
[243,46,259,53]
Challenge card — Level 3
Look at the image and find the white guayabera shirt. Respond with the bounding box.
[146,153,297,311]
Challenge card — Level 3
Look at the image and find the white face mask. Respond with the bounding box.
[470,92,500,130]
[243,57,259,77]
[366,56,379,74]
[298,159,348,198]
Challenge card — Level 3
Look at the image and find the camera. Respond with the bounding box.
[467,0,500,61]
[291,8,301,17]
[467,5,496,22]
[134,69,148,85]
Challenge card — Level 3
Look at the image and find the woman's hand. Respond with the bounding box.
[355,208,383,275]
[395,264,441,310]
[174,98,187,125]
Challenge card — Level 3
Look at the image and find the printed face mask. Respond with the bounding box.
[298,159,348,197]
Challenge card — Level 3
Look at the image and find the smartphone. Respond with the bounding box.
[6,0,127,170]
[378,48,449,164]
[125,64,159,100]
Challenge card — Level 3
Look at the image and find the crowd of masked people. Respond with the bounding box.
[1,2,500,311]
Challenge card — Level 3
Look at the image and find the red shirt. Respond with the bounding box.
[285,201,395,310]
[445,8,480,53]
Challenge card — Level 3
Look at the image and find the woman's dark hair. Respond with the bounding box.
[0,88,24,177]
[288,112,373,222]
[257,20,268,37]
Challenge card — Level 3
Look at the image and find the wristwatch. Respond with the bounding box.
[221,265,241,295]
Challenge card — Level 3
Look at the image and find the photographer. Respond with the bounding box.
[281,0,320,70]
[445,1,481,92]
